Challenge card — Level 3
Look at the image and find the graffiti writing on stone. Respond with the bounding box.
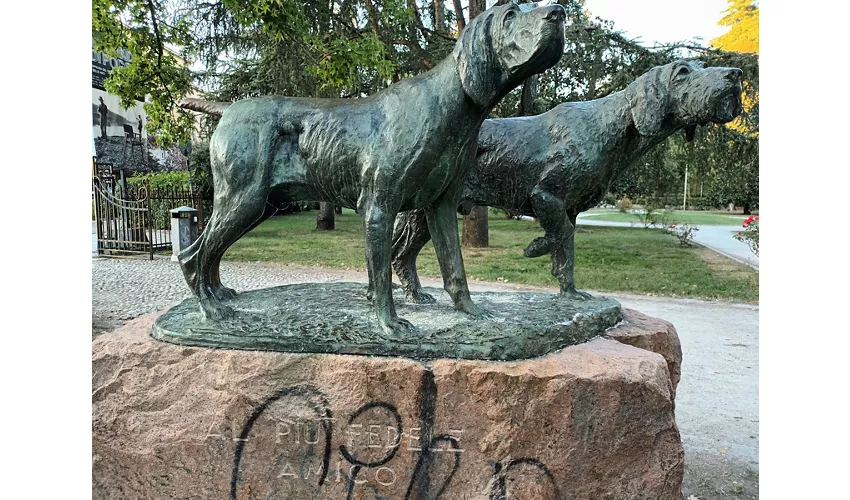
[222,371,563,499]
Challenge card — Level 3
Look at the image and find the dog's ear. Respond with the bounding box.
[454,10,499,108]
[626,64,673,136]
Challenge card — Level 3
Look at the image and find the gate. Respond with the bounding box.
[92,169,209,259]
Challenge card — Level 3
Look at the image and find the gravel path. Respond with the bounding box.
[92,256,759,498]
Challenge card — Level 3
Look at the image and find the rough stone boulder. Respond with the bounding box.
[604,309,682,397]
[92,308,684,499]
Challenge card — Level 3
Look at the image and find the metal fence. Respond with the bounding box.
[93,174,210,259]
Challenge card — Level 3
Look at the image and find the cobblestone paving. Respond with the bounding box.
[92,256,361,332]
[91,255,562,332]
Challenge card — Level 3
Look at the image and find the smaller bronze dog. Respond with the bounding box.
[392,59,743,302]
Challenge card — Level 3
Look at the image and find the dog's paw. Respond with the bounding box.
[524,237,553,258]
[408,290,437,304]
[200,298,235,321]
[560,288,593,301]
[212,286,238,301]
[457,300,495,320]
[379,316,418,336]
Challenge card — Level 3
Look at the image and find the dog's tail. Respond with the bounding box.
[179,98,232,117]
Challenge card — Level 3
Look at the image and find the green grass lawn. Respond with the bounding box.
[581,208,748,226]
[224,211,758,303]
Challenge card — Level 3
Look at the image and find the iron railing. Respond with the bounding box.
[93,176,210,259]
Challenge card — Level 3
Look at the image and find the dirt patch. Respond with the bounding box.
[683,451,759,499]
[698,247,759,290]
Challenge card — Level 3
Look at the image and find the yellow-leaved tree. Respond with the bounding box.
[711,0,759,54]
[711,0,759,136]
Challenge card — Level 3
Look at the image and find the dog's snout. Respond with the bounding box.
[724,68,743,82]
[541,5,566,23]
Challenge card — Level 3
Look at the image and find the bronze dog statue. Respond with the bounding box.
[392,59,743,302]
[178,2,567,334]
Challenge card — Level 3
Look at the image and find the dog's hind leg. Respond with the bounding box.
[191,190,270,319]
[390,209,437,304]
[205,202,278,301]
[178,232,204,297]
[182,126,276,319]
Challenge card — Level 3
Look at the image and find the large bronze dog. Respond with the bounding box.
[392,60,743,302]
[178,3,567,334]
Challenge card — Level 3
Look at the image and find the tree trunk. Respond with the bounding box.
[452,0,466,32]
[458,1,489,248]
[462,205,489,248]
[433,0,445,33]
[585,45,603,100]
[469,0,485,18]
[316,202,335,230]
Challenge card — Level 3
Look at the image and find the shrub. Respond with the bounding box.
[127,170,191,191]
[665,221,699,246]
[616,197,633,213]
[126,171,197,230]
[640,206,676,229]
[733,215,759,256]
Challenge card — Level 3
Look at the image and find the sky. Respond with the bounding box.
[581,0,731,46]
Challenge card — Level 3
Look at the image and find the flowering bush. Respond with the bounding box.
[734,215,759,256]
[665,221,699,246]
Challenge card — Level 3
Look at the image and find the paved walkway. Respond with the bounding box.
[575,214,760,270]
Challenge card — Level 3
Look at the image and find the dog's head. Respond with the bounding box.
[625,59,744,138]
[454,2,567,108]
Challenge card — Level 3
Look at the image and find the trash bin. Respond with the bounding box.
[170,206,199,262]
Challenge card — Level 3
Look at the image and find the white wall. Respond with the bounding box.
[92,88,147,141]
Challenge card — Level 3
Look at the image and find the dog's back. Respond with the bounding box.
[464,93,635,215]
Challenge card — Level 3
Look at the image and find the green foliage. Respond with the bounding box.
[127,170,191,191]
[93,0,195,146]
[124,171,194,229]
[93,0,758,211]
[637,203,670,229]
[313,34,394,90]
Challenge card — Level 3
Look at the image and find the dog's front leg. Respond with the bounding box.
[529,188,592,300]
[362,198,415,335]
[425,196,492,318]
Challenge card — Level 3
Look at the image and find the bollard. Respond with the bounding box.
[170,206,199,262]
